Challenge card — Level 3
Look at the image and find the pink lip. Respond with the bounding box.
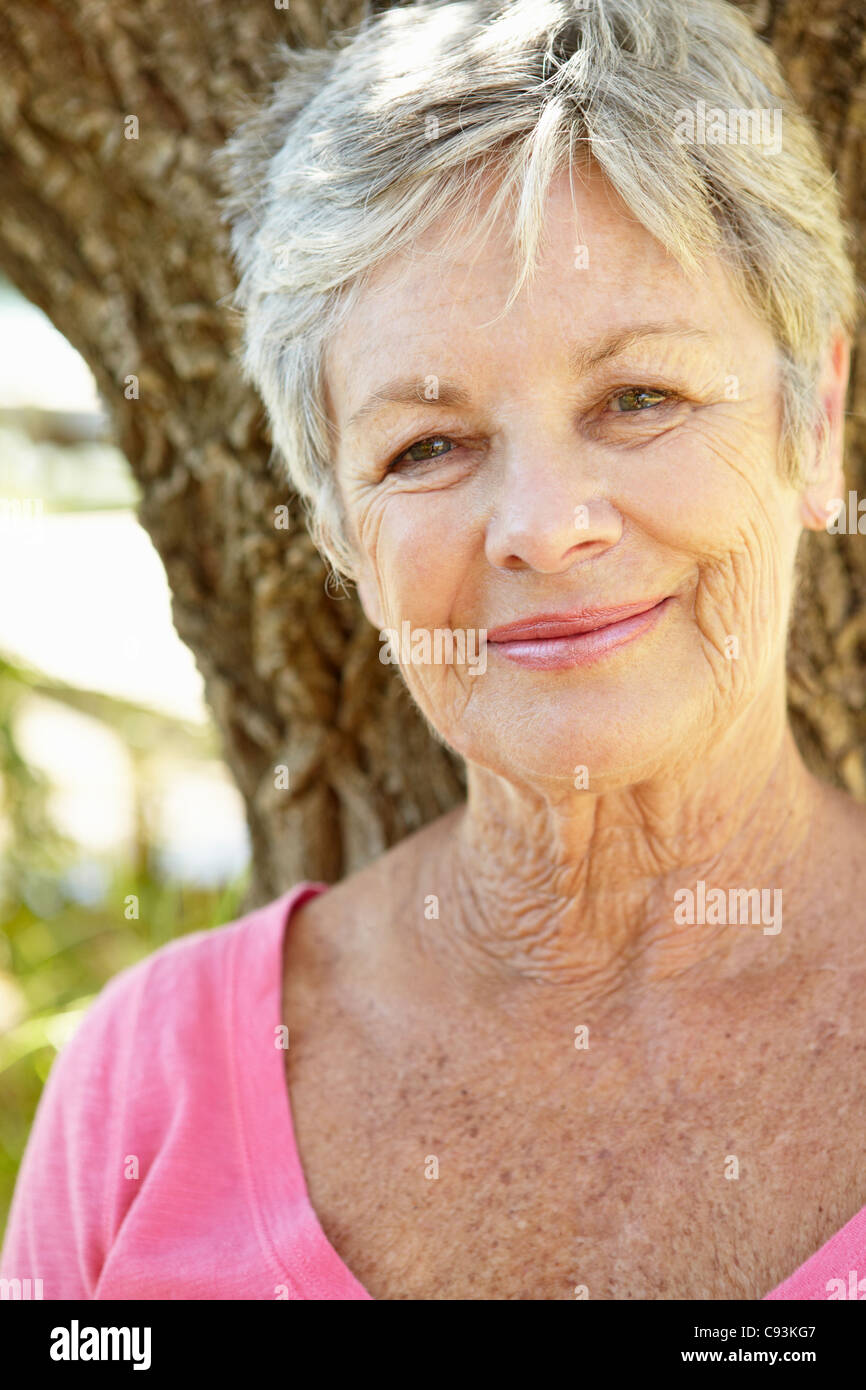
[487,596,673,670]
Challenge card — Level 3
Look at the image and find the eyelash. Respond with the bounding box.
[384,386,682,472]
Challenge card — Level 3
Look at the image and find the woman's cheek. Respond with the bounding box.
[691,513,791,713]
[622,423,780,560]
[375,493,479,626]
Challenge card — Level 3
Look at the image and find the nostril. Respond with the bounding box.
[566,537,614,561]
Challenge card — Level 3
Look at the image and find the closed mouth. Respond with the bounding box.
[485,596,674,671]
[487,597,669,643]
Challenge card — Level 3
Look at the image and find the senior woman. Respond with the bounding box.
[3,0,864,1302]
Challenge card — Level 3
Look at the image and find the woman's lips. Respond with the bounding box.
[487,596,673,670]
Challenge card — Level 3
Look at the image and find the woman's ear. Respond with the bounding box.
[800,329,850,532]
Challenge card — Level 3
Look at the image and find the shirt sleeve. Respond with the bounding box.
[0,956,153,1300]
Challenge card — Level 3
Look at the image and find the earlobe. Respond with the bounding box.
[799,449,844,532]
[799,329,850,533]
[800,491,837,532]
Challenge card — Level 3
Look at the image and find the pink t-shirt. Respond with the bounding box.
[2,882,864,1300]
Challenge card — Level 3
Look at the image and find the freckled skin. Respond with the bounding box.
[280,167,865,1299]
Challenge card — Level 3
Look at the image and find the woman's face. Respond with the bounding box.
[325,166,819,791]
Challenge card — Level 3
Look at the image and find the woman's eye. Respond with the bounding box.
[384,395,677,473]
[390,435,455,468]
[609,388,672,413]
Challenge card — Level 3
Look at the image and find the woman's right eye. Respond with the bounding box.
[388,435,456,470]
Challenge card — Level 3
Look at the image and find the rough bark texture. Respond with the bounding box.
[0,0,862,908]
[752,0,866,799]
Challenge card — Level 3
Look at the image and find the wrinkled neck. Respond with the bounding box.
[434,703,817,1006]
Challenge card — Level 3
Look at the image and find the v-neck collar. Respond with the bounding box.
[237,882,864,1300]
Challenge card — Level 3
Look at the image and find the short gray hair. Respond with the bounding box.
[218,0,859,582]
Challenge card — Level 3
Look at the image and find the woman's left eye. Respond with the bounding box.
[608,388,673,413]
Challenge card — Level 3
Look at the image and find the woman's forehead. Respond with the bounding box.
[325,174,759,420]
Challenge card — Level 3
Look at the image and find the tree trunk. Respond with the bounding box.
[0,0,862,909]
[750,0,866,799]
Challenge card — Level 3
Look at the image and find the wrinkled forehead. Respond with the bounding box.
[323,164,767,434]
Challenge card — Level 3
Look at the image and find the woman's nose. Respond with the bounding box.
[483,462,623,573]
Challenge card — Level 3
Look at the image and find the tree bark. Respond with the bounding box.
[749,0,866,798]
[0,0,862,909]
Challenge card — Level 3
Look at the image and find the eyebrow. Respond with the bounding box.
[344,322,716,432]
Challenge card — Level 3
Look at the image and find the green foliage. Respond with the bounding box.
[0,868,248,1244]
[0,648,249,1243]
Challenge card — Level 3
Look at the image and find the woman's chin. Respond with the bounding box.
[449,706,699,792]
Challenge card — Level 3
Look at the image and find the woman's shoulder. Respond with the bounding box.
[56,884,317,1084]
[12,884,321,1194]
[0,885,320,1296]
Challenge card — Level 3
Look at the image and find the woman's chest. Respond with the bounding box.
[282,1019,866,1300]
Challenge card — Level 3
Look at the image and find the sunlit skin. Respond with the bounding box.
[324,164,850,996]
[280,164,866,1300]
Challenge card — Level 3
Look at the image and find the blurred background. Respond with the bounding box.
[1,0,863,1251]
[0,273,250,1237]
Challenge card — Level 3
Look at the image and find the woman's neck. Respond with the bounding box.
[425,706,822,1010]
